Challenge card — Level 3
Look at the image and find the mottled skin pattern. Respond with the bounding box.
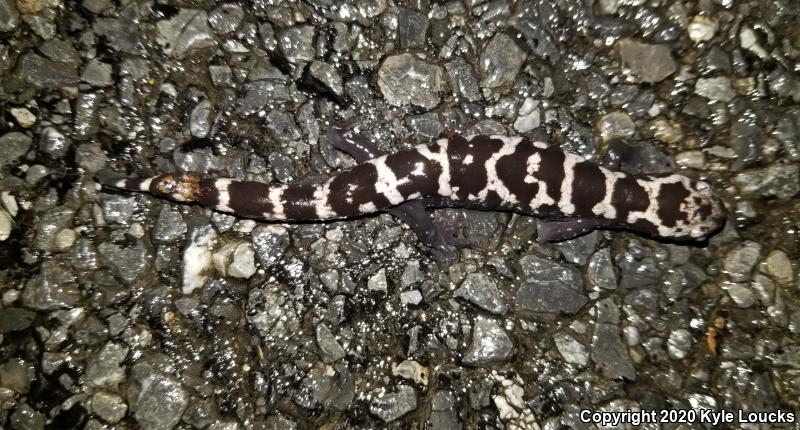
[97,134,726,243]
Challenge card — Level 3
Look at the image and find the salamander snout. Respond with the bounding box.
[686,180,726,239]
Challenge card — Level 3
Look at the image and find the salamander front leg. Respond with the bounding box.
[328,120,381,162]
[327,121,466,264]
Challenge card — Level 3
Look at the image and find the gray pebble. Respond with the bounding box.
[595,297,620,324]
[91,391,127,423]
[369,385,417,422]
[378,54,444,109]
[480,32,526,89]
[723,240,762,282]
[25,164,49,184]
[661,264,706,300]
[407,112,444,139]
[728,114,762,170]
[98,241,149,285]
[445,56,482,102]
[9,403,45,430]
[265,414,297,430]
[81,59,114,87]
[128,362,188,430]
[515,254,588,314]
[24,14,55,40]
[82,0,109,14]
[0,308,35,333]
[208,3,244,34]
[761,250,794,285]
[209,64,233,87]
[400,290,423,305]
[733,164,799,200]
[0,0,19,32]
[773,108,800,161]
[400,260,423,287]
[666,329,693,359]
[554,231,598,265]
[75,143,109,173]
[93,7,144,55]
[308,60,344,96]
[189,99,212,138]
[21,261,79,310]
[695,76,736,102]
[155,9,216,58]
[153,207,187,243]
[617,39,676,83]
[724,283,757,308]
[616,240,660,290]
[100,195,136,224]
[268,151,295,183]
[454,272,507,315]
[265,110,301,142]
[316,323,346,363]
[33,207,74,251]
[0,358,31,393]
[463,316,513,365]
[428,390,461,429]
[251,225,289,266]
[37,39,79,64]
[587,247,618,290]
[247,285,300,340]
[279,26,315,63]
[85,342,128,389]
[398,8,428,49]
[751,273,775,306]
[0,132,32,168]
[13,51,79,88]
[553,330,589,366]
[591,323,636,380]
[325,295,346,325]
[598,112,636,141]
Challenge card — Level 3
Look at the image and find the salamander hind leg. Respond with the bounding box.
[387,201,472,266]
[537,218,613,242]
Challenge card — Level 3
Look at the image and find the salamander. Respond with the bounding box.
[97,130,726,257]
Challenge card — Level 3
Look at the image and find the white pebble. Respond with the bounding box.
[760,250,794,285]
[400,290,423,305]
[183,225,217,294]
[740,26,768,59]
[367,268,387,292]
[10,107,36,128]
[1,192,18,217]
[687,15,718,43]
[675,150,706,169]
[513,97,540,133]
[0,209,12,241]
[228,243,257,279]
[54,228,77,251]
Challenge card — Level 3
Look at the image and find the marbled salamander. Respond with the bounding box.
[98,133,725,250]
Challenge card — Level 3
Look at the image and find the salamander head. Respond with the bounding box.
[683,180,726,239]
[652,176,726,241]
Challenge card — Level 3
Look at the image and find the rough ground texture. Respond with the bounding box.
[1,0,799,429]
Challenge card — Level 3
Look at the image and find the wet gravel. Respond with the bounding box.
[1,0,799,429]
